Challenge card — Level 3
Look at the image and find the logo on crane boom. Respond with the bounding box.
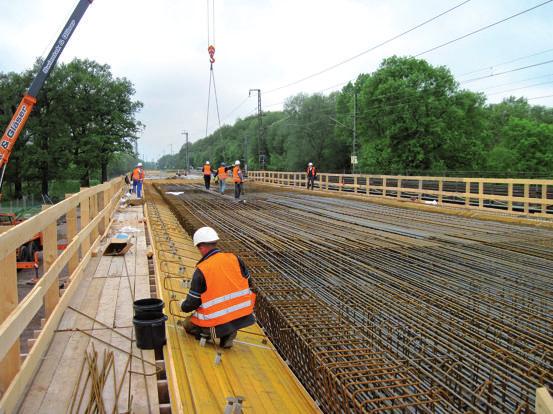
[6,105,28,139]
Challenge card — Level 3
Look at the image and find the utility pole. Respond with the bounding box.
[181,131,189,175]
[352,90,357,175]
[249,89,265,169]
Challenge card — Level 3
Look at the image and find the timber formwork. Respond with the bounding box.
[151,180,552,414]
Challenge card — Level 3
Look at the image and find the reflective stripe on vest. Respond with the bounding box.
[190,252,255,327]
[200,287,251,309]
[218,166,228,179]
[193,299,253,321]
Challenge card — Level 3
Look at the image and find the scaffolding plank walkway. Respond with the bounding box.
[145,186,320,413]
[19,206,159,414]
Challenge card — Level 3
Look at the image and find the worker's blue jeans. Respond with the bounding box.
[219,179,226,194]
[133,180,143,198]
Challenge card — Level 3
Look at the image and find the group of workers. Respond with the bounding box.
[172,161,317,349]
[202,160,244,199]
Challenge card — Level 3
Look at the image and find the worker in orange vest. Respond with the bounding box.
[131,162,145,198]
[180,227,255,348]
[202,161,212,190]
[232,160,244,199]
[306,162,317,190]
[215,162,229,194]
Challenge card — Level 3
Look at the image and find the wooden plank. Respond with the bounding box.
[65,194,79,277]
[0,228,104,414]
[18,257,102,413]
[0,252,19,396]
[0,185,121,413]
[438,179,443,205]
[537,387,553,414]
[42,205,59,319]
[80,190,91,253]
[0,194,119,362]
[524,183,530,213]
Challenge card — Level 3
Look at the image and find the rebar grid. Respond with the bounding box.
[149,183,552,413]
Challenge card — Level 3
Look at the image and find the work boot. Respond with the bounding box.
[220,331,237,348]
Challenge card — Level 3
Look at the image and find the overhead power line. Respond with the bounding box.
[527,94,553,101]
[461,59,553,84]
[486,80,553,96]
[264,0,472,94]
[415,0,553,57]
[456,47,553,78]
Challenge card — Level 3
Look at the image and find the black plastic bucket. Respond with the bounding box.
[133,298,164,318]
[133,312,168,350]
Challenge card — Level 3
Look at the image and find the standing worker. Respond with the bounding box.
[202,161,212,190]
[132,162,146,198]
[233,160,244,199]
[180,227,255,348]
[216,162,229,194]
[306,162,317,190]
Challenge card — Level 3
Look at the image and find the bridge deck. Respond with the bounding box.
[144,187,320,414]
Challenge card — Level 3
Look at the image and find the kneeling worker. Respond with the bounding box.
[180,227,255,348]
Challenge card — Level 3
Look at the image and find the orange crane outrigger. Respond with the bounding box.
[0,0,94,197]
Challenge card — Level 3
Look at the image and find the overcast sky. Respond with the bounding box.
[1,0,552,162]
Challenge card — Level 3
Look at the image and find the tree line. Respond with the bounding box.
[163,56,553,178]
[0,58,143,199]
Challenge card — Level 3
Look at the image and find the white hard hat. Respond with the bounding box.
[137,162,143,167]
[235,160,240,165]
[308,162,313,166]
[193,227,219,246]
[206,161,210,165]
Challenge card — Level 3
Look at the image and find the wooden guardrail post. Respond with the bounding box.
[382,177,387,197]
[542,184,548,214]
[42,205,59,319]
[354,176,358,194]
[524,183,530,214]
[418,179,423,201]
[80,189,91,253]
[438,179,443,205]
[508,182,513,212]
[97,191,106,236]
[91,194,99,242]
[397,178,401,199]
[478,181,484,209]
[465,181,471,206]
[0,252,19,395]
[65,194,78,279]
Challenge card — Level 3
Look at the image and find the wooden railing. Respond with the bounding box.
[248,171,553,216]
[0,177,124,413]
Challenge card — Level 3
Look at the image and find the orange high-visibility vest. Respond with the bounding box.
[218,166,228,179]
[132,167,145,180]
[307,166,317,177]
[203,164,211,175]
[233,166,241,183]
[190,253,255,328]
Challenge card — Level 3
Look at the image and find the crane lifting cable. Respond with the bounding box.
[205,0,221,137]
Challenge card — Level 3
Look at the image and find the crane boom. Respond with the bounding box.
[0,0,93,192]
